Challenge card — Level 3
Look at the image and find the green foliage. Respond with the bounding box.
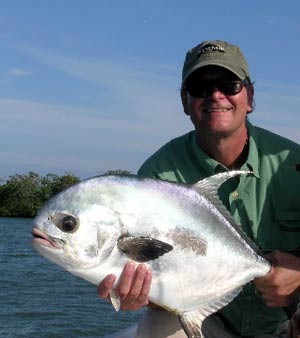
[0,172,80,217]
[104,169,131,175]
[40,173,80,202]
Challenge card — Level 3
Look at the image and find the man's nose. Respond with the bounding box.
[204,87,225,99]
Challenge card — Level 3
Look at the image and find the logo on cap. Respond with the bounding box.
[197,44,225,56]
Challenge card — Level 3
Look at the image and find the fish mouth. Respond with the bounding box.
[31,228,65,249]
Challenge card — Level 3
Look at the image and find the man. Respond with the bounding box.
[98,40,300,337]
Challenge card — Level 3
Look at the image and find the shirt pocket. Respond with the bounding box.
[258,210,300,252]
[275,210,300,232]
[271,210,300,251]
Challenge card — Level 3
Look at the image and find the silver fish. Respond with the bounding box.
[31,171,270,338]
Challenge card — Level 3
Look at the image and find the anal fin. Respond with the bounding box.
[179,286,243,338]
[179,309,205,338]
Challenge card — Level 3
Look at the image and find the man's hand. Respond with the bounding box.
[255,251,300,307]
[97,262,152,311]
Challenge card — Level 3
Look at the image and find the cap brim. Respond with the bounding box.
[183,61,244,84]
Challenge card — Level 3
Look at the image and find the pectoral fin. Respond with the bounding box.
[117,235,173,262]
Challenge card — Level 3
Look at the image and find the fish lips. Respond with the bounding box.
[31,228,65,249]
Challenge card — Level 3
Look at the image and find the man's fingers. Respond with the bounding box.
[259,286,298,308]
[118,264,150,309]
[98,274,116,299]
[115,262,136,299]
[140,269,152,300]
[97,263,152,311]
[128,269,152,310]
[127,264,149,298]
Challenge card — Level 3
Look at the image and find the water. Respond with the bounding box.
[0,217,142,338]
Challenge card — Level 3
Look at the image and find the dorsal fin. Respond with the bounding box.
[192,171,251,216]
[192,170,251,198]
[192,171,261,254]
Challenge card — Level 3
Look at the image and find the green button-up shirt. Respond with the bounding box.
[138,121,300,336]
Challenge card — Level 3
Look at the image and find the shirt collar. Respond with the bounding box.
[191,120,260,178]
[191,132,230,175]
[245,121,260,178]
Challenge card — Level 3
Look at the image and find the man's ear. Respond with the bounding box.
[181,88,190,116]
[247,85,254,113]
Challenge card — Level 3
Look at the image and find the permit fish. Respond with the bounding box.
[31,171,270,338]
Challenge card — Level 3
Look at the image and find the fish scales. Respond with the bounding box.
[32,171,270,338]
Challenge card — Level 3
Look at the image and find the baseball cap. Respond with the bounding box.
[182,40,250,85]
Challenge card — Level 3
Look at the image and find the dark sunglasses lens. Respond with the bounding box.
[186,81,244,98]
[186,84,206,98]
[221,81,243,95]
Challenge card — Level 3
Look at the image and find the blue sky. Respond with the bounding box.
[1,1,299,180]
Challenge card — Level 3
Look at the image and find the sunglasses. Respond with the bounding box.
[185,79,249,99]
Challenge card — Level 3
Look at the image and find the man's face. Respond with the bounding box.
[181,66,253,137]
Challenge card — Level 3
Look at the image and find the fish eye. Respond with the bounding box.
[57,215,79,233]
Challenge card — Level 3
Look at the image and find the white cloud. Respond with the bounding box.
[1,46,298,181]
[8,68,30,76]
[0,61,190,178]
[17,45,181,120]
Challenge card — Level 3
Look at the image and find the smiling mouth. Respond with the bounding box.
[204,107,232,113]
[32,228,64,249]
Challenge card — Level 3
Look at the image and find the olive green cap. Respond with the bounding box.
[182,40,250,84]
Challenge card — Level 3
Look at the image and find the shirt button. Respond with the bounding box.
[231,191,239,199]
